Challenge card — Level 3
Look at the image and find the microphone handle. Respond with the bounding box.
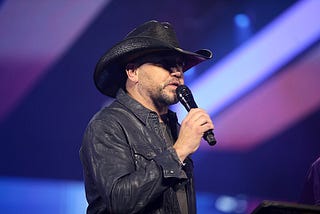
[184,102,217,146]
[203,130,217,146]
[184,100,217,145]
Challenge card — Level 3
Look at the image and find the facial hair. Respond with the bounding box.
[153,81,179,108]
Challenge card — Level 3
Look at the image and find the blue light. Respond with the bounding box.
[0,177,257,214]
[0,177,87,214]
[173,0,320,123]
[215,195,248,213]
[184,67,196,84]
[215,195,238,212]
[234,14,250,28]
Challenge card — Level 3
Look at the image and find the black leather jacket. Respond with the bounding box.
[80,89,196,214]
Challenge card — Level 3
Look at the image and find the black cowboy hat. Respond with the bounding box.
[94,20,213,97]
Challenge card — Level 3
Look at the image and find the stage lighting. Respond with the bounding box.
[234,13,250,28]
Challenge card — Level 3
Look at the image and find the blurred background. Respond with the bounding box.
[0,0,319,213]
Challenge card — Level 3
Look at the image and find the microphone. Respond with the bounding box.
[176,85,217,146]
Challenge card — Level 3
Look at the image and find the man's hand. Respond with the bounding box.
[173,108,214,162]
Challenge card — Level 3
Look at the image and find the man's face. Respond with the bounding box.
[134,54,185,107]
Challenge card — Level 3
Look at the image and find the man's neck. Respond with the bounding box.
[126,90,168,119]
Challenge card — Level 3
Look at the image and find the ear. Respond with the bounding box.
[126,63,138,82]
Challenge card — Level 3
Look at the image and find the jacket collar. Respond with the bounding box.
[115,88,178,126]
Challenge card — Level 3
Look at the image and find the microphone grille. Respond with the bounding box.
[176,85,191,101]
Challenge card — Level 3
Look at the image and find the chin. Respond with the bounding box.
[166,95,179,105]
[158,94,176,106]
[158,88,178,105]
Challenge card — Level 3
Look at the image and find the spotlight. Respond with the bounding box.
[234,13,250,28]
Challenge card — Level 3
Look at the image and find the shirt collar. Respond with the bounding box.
[115,88,178,125]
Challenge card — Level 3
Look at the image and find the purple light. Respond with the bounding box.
[0,0,110,122]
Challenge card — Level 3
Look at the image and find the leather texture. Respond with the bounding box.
[80,89,196,214]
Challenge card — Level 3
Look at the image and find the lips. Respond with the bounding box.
[166,80,180,87]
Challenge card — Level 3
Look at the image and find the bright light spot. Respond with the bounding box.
[234,14,250,28]
[215,195,249,213]
[215,195,238,212]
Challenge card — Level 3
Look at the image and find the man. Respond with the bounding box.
[80,20,214,214]
[300,157,320,206]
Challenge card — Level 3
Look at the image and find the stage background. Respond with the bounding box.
[1,0,319,213]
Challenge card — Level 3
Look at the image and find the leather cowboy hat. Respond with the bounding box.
[94,20,213,97]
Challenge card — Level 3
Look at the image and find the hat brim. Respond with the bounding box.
[94,36,212,98]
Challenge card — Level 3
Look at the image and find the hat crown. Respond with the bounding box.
[125,20,180,48]
[94,20,212,98]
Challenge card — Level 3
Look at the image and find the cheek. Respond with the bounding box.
[180,78,184,85]
[138,66,170,87]
[138,73,158,91]
[144,74,166,85]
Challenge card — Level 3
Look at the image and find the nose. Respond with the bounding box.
[170,67,183,78]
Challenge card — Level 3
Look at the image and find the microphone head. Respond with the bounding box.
[176,85,191,99]
[176,85,198,111]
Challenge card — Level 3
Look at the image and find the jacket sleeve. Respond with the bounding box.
[80,117,187,213]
